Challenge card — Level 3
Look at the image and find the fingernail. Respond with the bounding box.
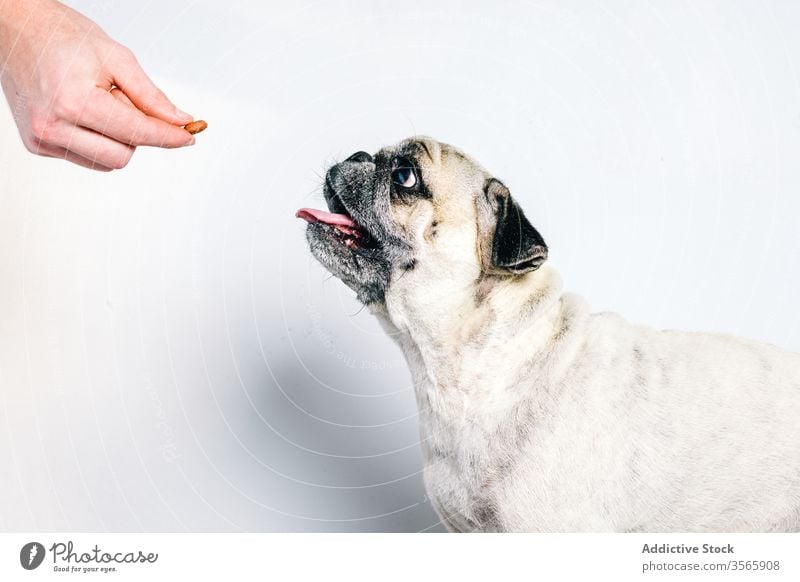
[175,108,192,119]
[186,136,196,146]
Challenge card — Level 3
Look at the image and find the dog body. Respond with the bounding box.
[379,271,800,532]
[299,137,800,532]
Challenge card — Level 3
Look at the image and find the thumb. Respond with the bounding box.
[111,50,193,125]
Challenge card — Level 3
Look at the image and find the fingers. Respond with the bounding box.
[25,84,194,170]
[33,141,114,172]
[111,49,193,126]
[109,87,134,107]
[50,124,136,170]
[79,87,195,148]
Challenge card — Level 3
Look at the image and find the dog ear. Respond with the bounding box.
[478,179,548,275]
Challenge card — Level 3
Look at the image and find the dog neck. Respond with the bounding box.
[375,264,569,419]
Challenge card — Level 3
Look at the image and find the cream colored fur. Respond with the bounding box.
[372,138,800,532]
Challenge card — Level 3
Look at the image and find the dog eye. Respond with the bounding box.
[391,163,417,189]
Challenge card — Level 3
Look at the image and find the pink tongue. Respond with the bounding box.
[296,208,356,227]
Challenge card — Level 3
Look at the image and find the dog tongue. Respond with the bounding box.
[296,208,356,227]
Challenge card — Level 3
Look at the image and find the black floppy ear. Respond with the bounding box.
[480,179,548,275]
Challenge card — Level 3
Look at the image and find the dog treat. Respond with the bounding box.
[183,120,208,135]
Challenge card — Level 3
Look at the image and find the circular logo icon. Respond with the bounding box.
[20,542,45,570]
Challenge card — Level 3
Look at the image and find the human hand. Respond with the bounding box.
[0,0,196,171]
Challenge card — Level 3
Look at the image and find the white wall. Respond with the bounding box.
[1,0,799,532]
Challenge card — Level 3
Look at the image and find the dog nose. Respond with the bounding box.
[346,151,373,163]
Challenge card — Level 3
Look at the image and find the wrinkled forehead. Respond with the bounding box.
[373,138,435,169]
[376,137,486,180]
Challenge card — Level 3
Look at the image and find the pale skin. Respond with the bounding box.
[0,0,196,171]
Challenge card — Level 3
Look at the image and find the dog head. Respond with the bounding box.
[297,136,547,305]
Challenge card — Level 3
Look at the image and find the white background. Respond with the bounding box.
[1,0,799,532]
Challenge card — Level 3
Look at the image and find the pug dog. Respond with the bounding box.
[297,137,800,532]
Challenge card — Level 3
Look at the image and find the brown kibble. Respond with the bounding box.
[183,120,208,135]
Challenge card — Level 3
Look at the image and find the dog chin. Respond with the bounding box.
[305,223,389,304]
